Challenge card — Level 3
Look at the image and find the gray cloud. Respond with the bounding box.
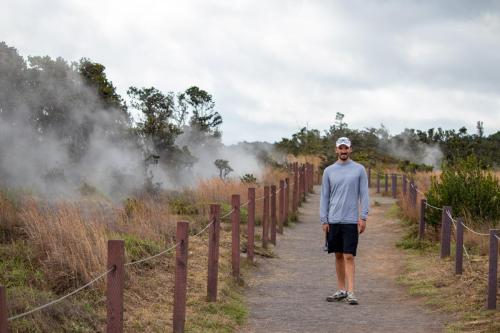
[1,0,499,144]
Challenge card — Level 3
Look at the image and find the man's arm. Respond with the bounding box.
[320,168,330,226]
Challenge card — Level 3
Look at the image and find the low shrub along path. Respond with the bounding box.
[240,186,448,333]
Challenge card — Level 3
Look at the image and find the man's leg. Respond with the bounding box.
[343,253,355,292]
[335,252,346,290]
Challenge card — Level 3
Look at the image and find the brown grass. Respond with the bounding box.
[2,165,291,331]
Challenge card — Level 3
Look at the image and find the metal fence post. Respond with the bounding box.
[106,240,125,333]
[207,204,221,302]
[440,206,452,258]
[487,229,499,310]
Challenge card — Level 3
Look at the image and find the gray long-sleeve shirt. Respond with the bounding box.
[320,160,369,224]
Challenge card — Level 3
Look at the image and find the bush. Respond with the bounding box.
[240,174,257,184]
[425,155,500,226]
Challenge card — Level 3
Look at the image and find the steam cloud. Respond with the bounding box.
[0,47,271,199]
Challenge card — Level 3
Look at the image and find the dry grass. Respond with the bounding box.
[1,165,292,331]
[398,239,500,333]
[394,170,500,332]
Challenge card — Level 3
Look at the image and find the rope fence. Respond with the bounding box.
[366,166,500,311]
[0,161,318,333]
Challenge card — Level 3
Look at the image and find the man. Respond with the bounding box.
[320,137,369,305]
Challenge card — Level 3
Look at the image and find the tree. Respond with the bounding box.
[182,86,222,135]
[214,159,233,179]
[76,58,128,115]
[127,86,191,169]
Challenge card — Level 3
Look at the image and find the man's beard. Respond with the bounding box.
[339,153,349,160]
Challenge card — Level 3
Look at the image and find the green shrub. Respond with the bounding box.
[240,174,257,184]
[220,202,248,224]
[168,192,199,215]
[425,155,500,226]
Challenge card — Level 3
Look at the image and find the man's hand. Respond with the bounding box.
[322,223,329,233]
[358,219,366,234]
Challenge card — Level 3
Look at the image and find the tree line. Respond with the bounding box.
[276,112,500,171]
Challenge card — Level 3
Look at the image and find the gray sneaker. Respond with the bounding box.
[345,291,358,305]
[326,290,347,302]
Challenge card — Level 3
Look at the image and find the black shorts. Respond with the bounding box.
[327,223,359,256]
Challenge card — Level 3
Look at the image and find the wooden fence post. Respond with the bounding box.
[0,286,7,333]
[293,165,298,213]
[440,207,452,258]
[173,221,189,333]
[455,217,464,275]
[231,195,240,279]
[301,165,306,201]
[299,165,306,201]
[278,180,285,234]
[270,185,277,245]
[376,173,381,193]
[384,174,389,193]
[284,178,290,224]
[263,186,270,249]
[487,229,499,310]
[419,199,426,240]
[247,188,255,263]
[303,162,309,197]
[207,204,221,302]
[402,174,407,196]
[367,167,371,188]
[107,240,125,333]
[309,164,314,193]
[391,174,397,199]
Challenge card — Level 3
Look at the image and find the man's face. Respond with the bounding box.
[336,145,352,161]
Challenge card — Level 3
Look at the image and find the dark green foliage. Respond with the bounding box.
[398,160,433,173]
[214,159,233,179]
[121,233,163,266]
[220,202,248,224]
[240,174,257,184]
[168,193,200,215]
[76,58,128,115]
[276,112,499,173]
[183,86,222,135]
[425,155,500,226]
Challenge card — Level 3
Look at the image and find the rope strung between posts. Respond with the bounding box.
[425,202,443,211]
[446,210,490,237]
[450,218,471,261]
[8,267,114,321]
[495,234,500,241]
[6,183,283,322]
[410,182,426,196]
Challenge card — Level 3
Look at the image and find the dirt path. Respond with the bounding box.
[239,187,448,333]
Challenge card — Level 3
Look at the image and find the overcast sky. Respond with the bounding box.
[1,0,499,144]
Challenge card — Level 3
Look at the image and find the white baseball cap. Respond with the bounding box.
[336,137,351,147]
